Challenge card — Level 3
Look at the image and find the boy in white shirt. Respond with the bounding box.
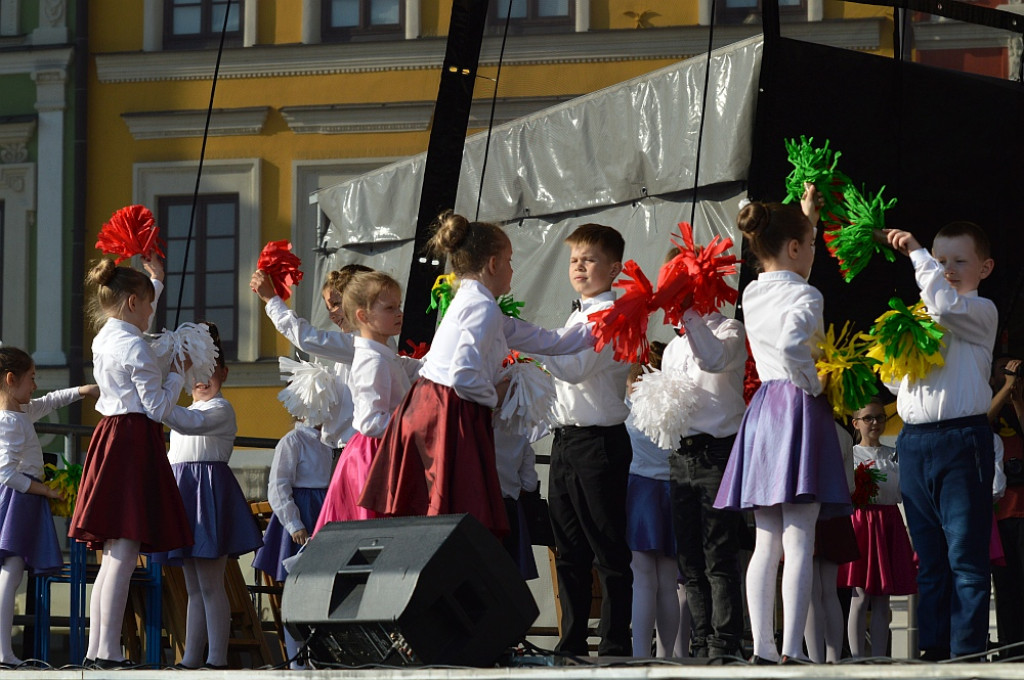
[885,221,997,660]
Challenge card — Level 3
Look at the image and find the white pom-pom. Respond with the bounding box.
[496,360,556,435]
[150,322,219,386]
[629,368,701,450]
[738,197,752,210]
[277,357,340,427]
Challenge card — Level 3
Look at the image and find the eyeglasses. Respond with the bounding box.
[854,415,886,424]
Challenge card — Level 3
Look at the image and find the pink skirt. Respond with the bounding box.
[313,431,381,535]
[838,504,917,595]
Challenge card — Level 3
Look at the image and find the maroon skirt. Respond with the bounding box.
[359,378,509,537]
[69,413,193,553]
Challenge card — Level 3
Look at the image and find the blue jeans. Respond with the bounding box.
[897,415,994,656]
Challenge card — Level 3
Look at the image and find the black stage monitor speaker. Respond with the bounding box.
[281,513,540,667]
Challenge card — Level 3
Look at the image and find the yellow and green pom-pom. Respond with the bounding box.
[822,185,897,283]
[817,322,880,420]
[44,456,83,518]
[427,273,457,320]
[864,298,946,384]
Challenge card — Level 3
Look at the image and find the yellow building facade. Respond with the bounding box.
[86,0,892,439]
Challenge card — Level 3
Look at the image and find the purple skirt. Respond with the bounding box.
[252,488,326,583]
[714,380,853,520]
[626,474,676,557]
[151,462,264,564]
[0,482,63,574]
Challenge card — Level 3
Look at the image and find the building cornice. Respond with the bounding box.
[913,19,1013,51]
[0,45,71,75]
[95,20,883,84]
[121,106,271,140]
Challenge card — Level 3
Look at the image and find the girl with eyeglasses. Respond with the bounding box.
[838,398,916,658]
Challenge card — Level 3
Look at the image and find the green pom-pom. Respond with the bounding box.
[498,295,525,319]
[782,136,852,230]
[822,185,898,283]
[427,273,456,320]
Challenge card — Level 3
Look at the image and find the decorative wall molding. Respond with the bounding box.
[914,18,1014,50]
[0,0,19,37]
[0,119,36,163]
[0,46,71,76]
[30,0,67,45]
[30,69,67,112]
[281,95,577,135]
[121,107,270,140]
[96,20,884,83]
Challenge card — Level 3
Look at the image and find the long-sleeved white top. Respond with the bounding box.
[889,248,997,424]
[0,388,82,493]
[264,295,356,447]
[852,444,901,505]
[494,427,540,499]
[539,292,630,427]
[350,336,421,439]
[419,279,595,409]
[625,398,671,481]
[267,422,332,535]
[167,394,237,464]
[92,317,213,436]
[741,270,825,397]
[661,309,747,439]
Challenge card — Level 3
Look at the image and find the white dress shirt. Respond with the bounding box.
[350,336,421,439]
[852,444,901,505]
[890,249,997,424]
[264,295,356,447]
[494,428,540,499]
[0,388,82,493]
[268,422,332,535]
[661,310,747,439]
[167,395,237,464]
[741,270,825,397]
[92,317,200,425]
[419,279,594,408]
[539,292,630,427]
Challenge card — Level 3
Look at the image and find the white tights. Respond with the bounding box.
[746,503,820,661]
[181,556,230,668]
[630,551,685,657]
[803,558,843,663]
[848,588,890,657]
[0,556,25,665]
[87,538,140,662]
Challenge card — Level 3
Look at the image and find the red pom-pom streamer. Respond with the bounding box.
[95,205,166,264]
[399,339,430,359]
[588,261,656,364]
[652,250,694,329]
[666,222,739,318]
[742,341,761,405]
[257,240,304,301]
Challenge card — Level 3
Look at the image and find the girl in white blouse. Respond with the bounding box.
[314,271,420,533]
[359,210,595,536]
[0,347,96,667]
[69,258,197,669]
[714,186,852,664]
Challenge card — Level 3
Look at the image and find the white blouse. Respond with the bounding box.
[852,444,901,505]
[267,422,332,535]
[350,336,421,439]
[167,395,237,464]
[0,387,82,493]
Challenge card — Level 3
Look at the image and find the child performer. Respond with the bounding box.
[625,343,689,659]
[839,399,916,658]
[539,223,633,657]
[252,367,336,669]
[250,265,372,452]
[884,222,997,660]
[157,324,264,670]
[360,210,595,537]
[714,186,852,664]
[494,426,545,579]
[0,347,97,667]
[70,258,195,669]
[313,271,420,532]
[662,262,748,660]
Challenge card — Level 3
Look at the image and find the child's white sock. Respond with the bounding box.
[0,556,25,665]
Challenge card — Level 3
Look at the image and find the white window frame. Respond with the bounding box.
[143,0,258,51]
[133,159,261,361]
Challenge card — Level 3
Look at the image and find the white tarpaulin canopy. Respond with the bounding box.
[311,35,763,337]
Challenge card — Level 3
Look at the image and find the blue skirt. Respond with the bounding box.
[151,462,264,564]
[714,380,852,520]
[625,474,676,557]
[252,488,326,583]
[0,482,63,574]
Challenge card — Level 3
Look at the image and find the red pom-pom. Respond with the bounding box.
[257,240,304,301]
[742,341,760,405]
[667,222,740,317]
[587,260,656,364]
[399,339,430,359]
[95,205,166,264]
[652,251,694,328]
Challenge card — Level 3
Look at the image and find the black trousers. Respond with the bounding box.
[549,423,633,656]
[669,433,745,656]
[993,515,1024,655]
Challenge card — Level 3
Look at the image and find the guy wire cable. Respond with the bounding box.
[174,0,234,327]
[689,0,717,228]
[475,0,515,221]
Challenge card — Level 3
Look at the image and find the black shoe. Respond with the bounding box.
[90,658,138,670]
[172,662,200,670]
[201,663,229,670]
[750,655,779,665]
[920,647,951,662]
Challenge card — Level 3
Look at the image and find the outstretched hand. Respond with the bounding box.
[250,269,277,303]
[142,257,165,283]
[883,229,921,256]
[800,182,824,226]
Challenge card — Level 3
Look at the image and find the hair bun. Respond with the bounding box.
[86,258,118,288]
[737,201,770,237]
[433,210,470,254]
